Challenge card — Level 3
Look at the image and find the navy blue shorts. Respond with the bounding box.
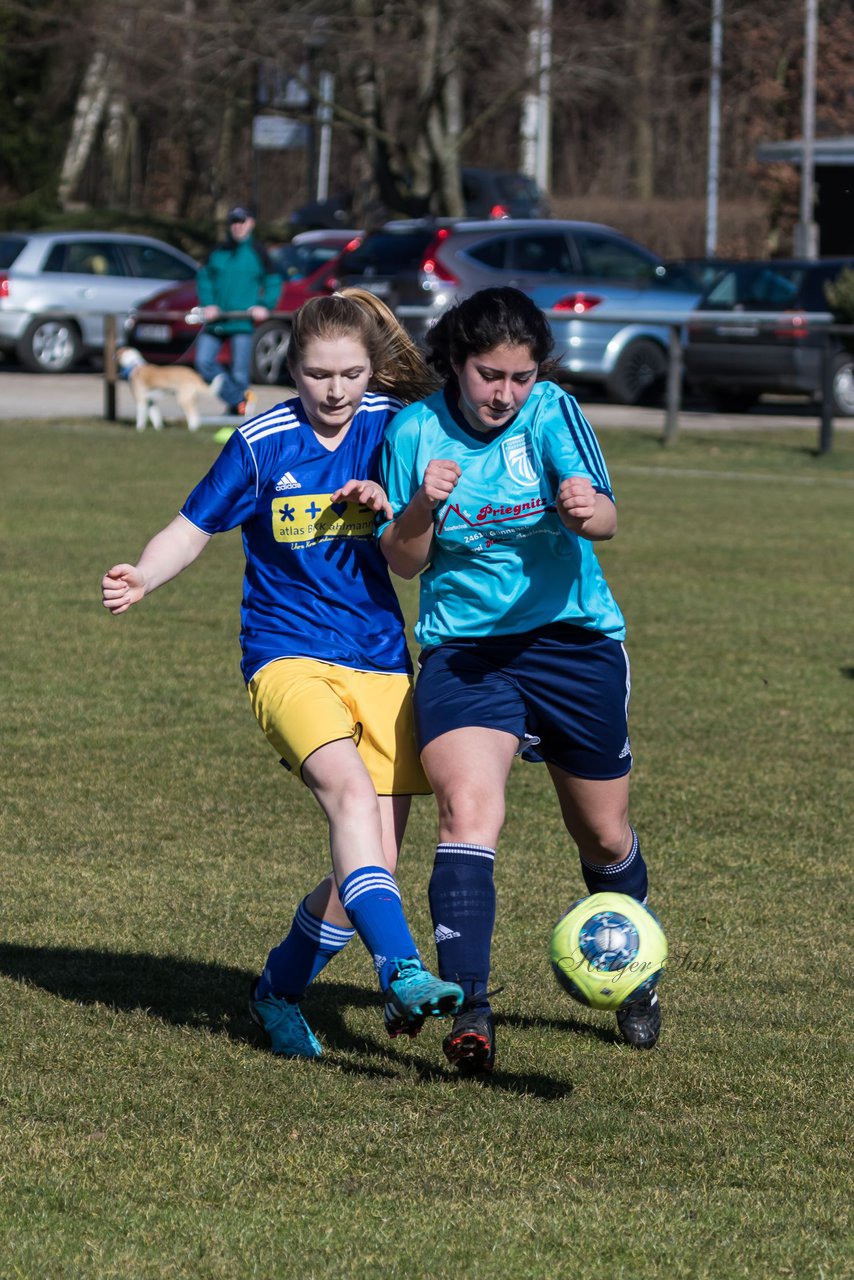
[414,622,632,780]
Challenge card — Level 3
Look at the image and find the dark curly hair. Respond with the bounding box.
[424,287,555,382]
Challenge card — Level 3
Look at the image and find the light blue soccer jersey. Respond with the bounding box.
[181,392,412,681]
[379,381,626,647]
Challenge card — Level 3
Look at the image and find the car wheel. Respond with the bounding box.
[708,389,760,414]
[830,352,854,417]
[606,339,668,405]
[16,317,83,373]
[251,322,292,385]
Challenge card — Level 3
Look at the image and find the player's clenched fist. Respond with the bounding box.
[420,459,461,508]
[101,564,145,614]
[557,475,596,527]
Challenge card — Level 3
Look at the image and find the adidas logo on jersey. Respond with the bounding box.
[275,471,300,491]
[434,923,462,943]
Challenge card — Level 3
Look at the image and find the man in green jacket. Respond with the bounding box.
[195,206,281,415]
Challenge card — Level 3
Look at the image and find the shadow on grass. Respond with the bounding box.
[500,1006,618,1046]
[0,944,574,1100]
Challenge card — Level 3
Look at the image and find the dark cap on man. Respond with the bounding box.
[227,206,252,224]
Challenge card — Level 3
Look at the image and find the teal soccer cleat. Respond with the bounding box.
[248,981,323,1059]
[382,959,463,1032]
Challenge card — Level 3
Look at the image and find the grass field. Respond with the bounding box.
[1,416,852,1279]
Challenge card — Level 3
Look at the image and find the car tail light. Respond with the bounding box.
[551,293,603,314]
[774,311,809,339]
[489,204,511,219]
[0,272,9,299]
[421,229,460,285]
[321,239,361,293]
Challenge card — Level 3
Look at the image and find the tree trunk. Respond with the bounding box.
[631,0,658,201]
[58,50,110,209]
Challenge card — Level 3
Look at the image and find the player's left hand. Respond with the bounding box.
[331,479,393,521]
[249,306,270,322]
[557,475,597,527]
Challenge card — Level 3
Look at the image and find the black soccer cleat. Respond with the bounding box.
[616,989,662,1049]
[443,1004,496,1075]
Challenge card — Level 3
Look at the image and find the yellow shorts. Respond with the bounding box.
[248,658,430,796]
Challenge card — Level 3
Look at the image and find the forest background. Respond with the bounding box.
[1,0,853,260]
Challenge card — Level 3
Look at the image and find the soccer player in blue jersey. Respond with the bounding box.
[379,287,662,1072]
[101,289,463,1058]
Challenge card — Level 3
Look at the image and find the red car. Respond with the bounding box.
[125,229,361,385]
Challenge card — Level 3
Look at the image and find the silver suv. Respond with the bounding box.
[0,231,198,372]
[328,218,664,342]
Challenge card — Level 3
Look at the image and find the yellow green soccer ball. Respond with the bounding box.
[550,892,668,1011]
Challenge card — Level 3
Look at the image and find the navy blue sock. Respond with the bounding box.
[255,897,355,1000]
[428,843,496,1005]
[579,827,649,903]
[338,866,419,990]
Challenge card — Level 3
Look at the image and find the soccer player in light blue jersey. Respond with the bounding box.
[101,290,463,1059]
[379,288,662,1071]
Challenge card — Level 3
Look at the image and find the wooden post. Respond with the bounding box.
[818,330,834,455]
[103,313,117,421]
[662,323,683,445]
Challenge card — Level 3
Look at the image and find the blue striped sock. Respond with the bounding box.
[579,828,649,903]
[338,866,419,990]
[256,897,355,1000]
[428,843,496,1003]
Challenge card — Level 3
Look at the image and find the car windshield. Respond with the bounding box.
[0,235,27,269]
[275,242,346,280]
[656,261,728,293]
[122,243,195,281]
[573,231,659,282]
[701,264,806,309]
[495,174,540,201]
[338,229,435,274]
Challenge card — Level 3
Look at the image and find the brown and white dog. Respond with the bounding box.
[118,347,207,432]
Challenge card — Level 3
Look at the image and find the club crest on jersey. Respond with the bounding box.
[501,435,539,487]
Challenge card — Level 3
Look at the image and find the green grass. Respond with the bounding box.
[1,418,852,1279]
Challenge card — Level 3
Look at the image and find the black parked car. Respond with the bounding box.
[287,168,549,231]
[684,258,854,416]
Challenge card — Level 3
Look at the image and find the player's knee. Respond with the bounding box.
[575,819,632,865]
[435,782,505,843]
[313,770,378,826]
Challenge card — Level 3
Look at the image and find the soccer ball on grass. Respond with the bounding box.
[550,892,667,1011]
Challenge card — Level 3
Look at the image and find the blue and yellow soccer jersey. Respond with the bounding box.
[379,381,625,647]
[181,393,412,681]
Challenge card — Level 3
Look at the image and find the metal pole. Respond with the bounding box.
[520,3,540,177]
[316,71,334,201]
[535,0,553,194]
[304,51,316,199]
[797,0,819,258]
[705,0,723,257]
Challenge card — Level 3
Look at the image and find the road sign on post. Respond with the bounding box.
[252,115,308,150]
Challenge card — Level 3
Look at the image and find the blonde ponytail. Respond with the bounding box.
[288,288,440,405]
